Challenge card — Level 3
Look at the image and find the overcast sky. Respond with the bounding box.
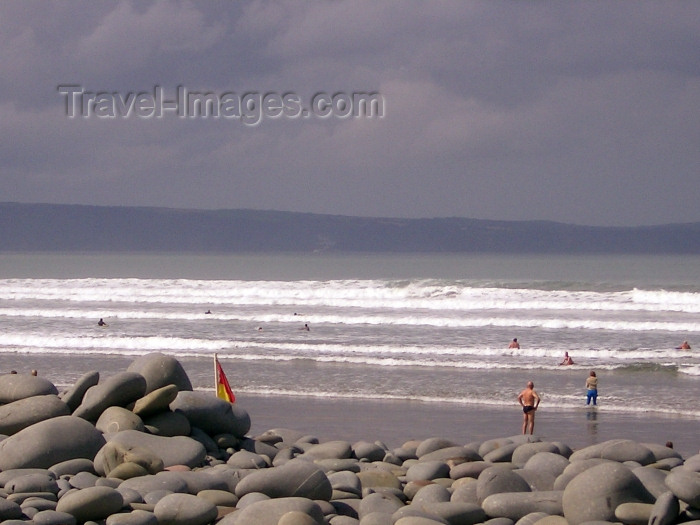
[1,1,698,226]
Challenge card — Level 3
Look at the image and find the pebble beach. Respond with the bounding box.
[0,352,698,525]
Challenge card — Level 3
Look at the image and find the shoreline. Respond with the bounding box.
[240,392,699,459]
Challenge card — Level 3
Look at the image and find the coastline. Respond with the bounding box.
[240,392,699,459]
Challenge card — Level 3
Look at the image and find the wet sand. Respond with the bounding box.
[241,393,699,459]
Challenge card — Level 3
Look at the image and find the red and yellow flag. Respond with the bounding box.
[215,355,235,403]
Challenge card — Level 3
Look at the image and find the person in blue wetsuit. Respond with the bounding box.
[585,370,598,405]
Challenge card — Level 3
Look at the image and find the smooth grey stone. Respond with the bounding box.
[73,372,147,421]
[170,390,250,438]
[419,446,482,463]
[421,502,486,525]
[531,517,567,525]
[329,471,362,497]
[96,406,146,433]
[315,458,361,473]
[33,510,77,525]
[330,517,360,525]
[68,471,100,489]
[648,491,679,525]
[141,411,190,437]
[406,461,450,482]
[0,416,105,470]
[552,458,612,490]
[301,440,353,460]
[0,497,23,520]
[357,470,403,490]
[152,492,218,525]
[6,491,58,504]
[568,440,655,465]
[479,439,515,458]
[143,489,173,504]
[117,486,144,504]
[174,469,233,494]
[632,466,669,498]
[641,443,683,462]
[239,436,280,460]
[120,472,189,497]
[227,449,268,469]
[0,395,70,435]
[189,426,220,453]
[353,441,387,462]
[106,429,206,468]
[95,440,165,477]
[236,491,271,510]
[49,458,96,478]
[484,518,515,525]
[0,374,58,403]
[132,385,180,417]
[20,497,57,511]
[196,488,238,507]
[664,469,700,507]
[394,516,450,525]
[0,468,52,486]
[450,478,478,504]
[358,511,392,525]
[513,512,548,525]
[223,497,325,525]
[477,466,531,504]
[279,510,324,525]
[392,506,449,524]
[60,371,100,413]
[614,502,653,524]
[359,491,404,518]
[523,452,570,481]
[55,485,124,522]
[512,443,561,468]
[562,462,655,525]
[126,353,193,394]
[550,442,573,459]
[484,443,520,463]
[515,469,556,492]
[5,473,58,494]
[450,461,493,480]
[234,458,332,500]
[482,491,562,521]
[416,438,458,458]
[106,509,158,525]
[412,483,451,507]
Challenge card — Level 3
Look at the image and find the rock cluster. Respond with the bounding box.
[0,352,698,525]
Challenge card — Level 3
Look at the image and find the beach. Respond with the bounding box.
[240,393,699,460]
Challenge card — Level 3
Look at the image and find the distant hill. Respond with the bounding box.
[1,202,699,254]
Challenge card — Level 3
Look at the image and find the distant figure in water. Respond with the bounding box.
[585,370,598,405]
[677,341,691,350]
[205,310,212,314]
[560,351,574,365]
[518,381,540,435]
[509,338,520,349]
[98,318,107,327]
[302,323,310,331]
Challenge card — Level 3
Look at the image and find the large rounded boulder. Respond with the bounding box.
[0,374,58,403]
[170,391,250,438]
[73,372,147,421]
[0,395,70,435]
[126,353,193,394]
[0,415,105,470]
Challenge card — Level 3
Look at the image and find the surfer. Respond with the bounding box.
[517,381,540,435]
[97,318,107,327]
[509,338,520,349]
[205,310,212,315]
[676,341,691,350]
[585,370,598,405]
[301,323,310,331]
[559,351,574,365]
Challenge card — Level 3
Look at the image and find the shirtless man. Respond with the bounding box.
[518,381,541,435]
[509,338,520,349]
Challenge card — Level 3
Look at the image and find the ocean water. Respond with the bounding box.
[0,252,699,426]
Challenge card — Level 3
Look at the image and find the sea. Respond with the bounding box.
[0,252,699,451]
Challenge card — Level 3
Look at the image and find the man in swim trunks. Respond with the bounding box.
[518,381,541,435]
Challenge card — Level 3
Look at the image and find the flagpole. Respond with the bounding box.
[214,353,218,396]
